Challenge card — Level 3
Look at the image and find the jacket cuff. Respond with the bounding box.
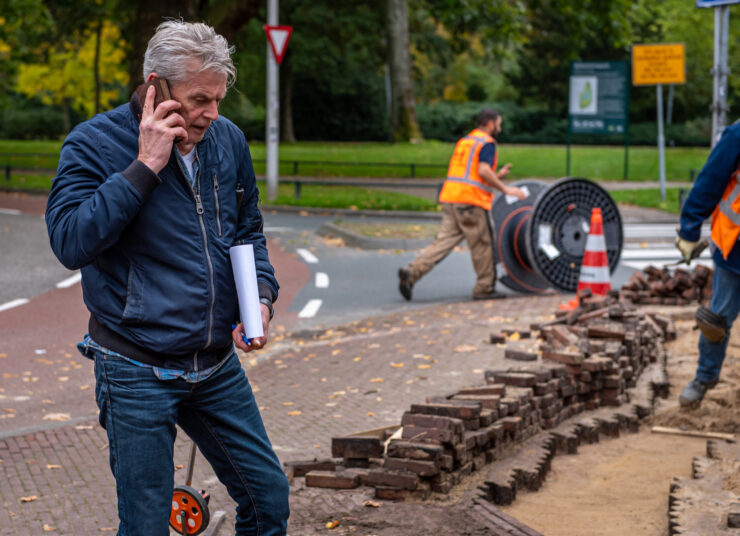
[122,160,161,201]
[258,282,276,303]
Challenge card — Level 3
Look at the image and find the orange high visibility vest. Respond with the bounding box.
[438,129,498,210]
[711,166,740,258]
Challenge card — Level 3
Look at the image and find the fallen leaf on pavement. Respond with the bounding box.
[508,332,521,342]
[75,425,93,430]
[390,363,404,368]
[454,344,478,353]
[175,464,184,470]
[287,410,302,416]
[363,500,382,508]
[353,357,361,362]
[80,385,90,390]
[43,524,55,532]
[325,520,340,529]
[43,413,70,422]
[45,464,61,470]
[3,373,18,379]
[34,349,46,355]
[417,364,431,369]
[20,495,37,503]
[3,408,15,413]
[370,378,384,383]
[57,377,69,382]
[366,412,375,417]
[0,353,7,358]
[331,349,342,356]
[282,402,295,406]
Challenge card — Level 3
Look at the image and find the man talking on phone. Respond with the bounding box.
[45,21,289,535]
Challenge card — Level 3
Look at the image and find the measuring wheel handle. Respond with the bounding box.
[169,484,211,536]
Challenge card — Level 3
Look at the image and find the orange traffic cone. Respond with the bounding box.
[577,207,611,296]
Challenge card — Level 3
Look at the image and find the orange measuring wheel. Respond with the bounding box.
[169,484,210,535]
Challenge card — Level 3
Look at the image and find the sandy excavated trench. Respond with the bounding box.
[501,320,740,536]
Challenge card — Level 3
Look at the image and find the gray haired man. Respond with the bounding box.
[46,21,289,535]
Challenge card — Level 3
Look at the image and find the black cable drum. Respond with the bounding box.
[491,177,623,293]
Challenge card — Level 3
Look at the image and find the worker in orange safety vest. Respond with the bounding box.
[398,109,527,301]
[676,121,740,407]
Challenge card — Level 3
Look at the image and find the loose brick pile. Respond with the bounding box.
[669,439,740,535]
[289,289,674,502]
[619,264,713,305]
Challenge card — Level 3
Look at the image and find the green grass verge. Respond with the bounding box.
[257,182,438,211]
[0,139,710,182]
[332,220,439,239]
[609,188,683,215]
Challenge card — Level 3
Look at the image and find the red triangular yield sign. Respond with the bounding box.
[263,25,293,65]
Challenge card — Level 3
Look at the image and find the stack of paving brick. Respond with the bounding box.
[293,290,674,501]
[668,439,740,534]
[535,291,673,420]
[618,264,712,305]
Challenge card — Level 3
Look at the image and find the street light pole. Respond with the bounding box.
[711,5,730,147]
[265,0,279,200]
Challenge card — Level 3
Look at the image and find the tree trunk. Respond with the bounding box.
[126,0,197,94]
[386,0,422,143]
[280,51,296,143]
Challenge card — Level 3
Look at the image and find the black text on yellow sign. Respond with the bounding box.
[632,43,686,86]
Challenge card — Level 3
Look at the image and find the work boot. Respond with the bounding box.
[678,379,717,408]
[398,268,413,301]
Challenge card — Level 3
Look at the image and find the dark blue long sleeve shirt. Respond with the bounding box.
[679,122,740,274]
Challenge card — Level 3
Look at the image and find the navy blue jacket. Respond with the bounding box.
[680,122,740,275]
[46,95,278,366]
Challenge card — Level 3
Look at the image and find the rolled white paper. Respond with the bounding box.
[229,244,264,339]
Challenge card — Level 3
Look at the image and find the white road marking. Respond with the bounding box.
[315,272,329,288]
[296,248,318,264]
[622,259,713,271]
[56,272,82,288]
[0,208,22,215]
[620,249,711,260]
[264,226,292,233]
[0,298,29,312]
[298,299,322,318]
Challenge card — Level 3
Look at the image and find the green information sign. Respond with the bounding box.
[567,61,630,179]
[569,61,628,134]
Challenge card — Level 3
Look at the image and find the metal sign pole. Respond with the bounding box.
[657,83,666,202]
[711,5,730,147]
[265,0,279,200]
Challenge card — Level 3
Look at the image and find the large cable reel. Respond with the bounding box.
[490,177,623,293]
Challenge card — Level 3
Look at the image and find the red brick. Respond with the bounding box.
[386,440,443,461]
[542,349,584,366]
[458,384,506,396]
[305,470,360,489]
[331,437,383,459]
[283,459,335,478]
[410,403,480,420]
[401,412,464,433]
[451,394,501,410]
[401,425,458,445]
[365,469,419,489]
[383,457,439,477]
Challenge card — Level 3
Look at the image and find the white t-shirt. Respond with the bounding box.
[180,148,197,184]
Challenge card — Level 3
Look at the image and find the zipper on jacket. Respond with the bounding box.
[175,149,216,370]
[212,173,222,236]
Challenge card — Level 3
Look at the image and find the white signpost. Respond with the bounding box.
[697,0,737,146]
[263,0,293,201]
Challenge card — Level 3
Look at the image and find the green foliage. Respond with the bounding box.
[610,188,683,214]
[15,21,128,118]
[507,0,633,115]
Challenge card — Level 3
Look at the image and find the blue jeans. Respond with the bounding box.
[93,350,290,536]
[695,263,740,384]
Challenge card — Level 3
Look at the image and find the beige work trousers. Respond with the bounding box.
[406,203,496,297]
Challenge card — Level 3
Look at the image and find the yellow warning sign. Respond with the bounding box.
[632,43,686,86]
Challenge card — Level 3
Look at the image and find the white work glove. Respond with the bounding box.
[675,235,700,263]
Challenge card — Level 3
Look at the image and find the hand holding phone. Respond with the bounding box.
[135,78,187,174]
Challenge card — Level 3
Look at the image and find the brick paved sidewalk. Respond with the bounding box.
[0,294,562,535]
